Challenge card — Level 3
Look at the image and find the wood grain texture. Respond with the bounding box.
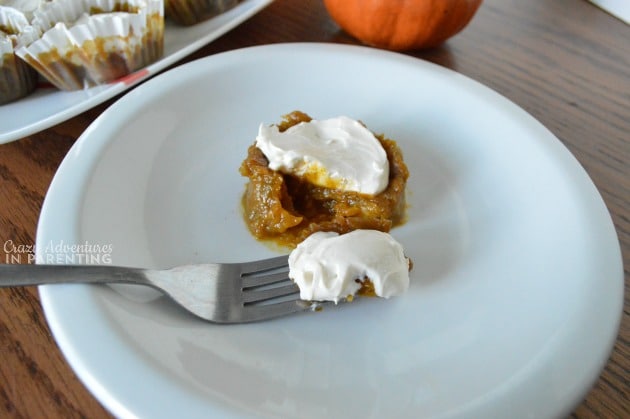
[0,0,627,417]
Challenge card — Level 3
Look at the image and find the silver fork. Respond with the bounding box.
[0,256,318,323]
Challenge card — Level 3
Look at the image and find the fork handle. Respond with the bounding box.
[0,264,147,287]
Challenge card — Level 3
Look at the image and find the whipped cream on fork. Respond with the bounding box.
[288,230,410,303]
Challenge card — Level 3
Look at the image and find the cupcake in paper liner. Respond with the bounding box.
[0,5,38,104]
[165,0,238,26]
[16,0,164,91]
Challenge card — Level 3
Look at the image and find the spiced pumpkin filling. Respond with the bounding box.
[239,111,409,248]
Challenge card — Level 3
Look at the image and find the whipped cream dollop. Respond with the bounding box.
[288,230,410,302]
[255,116,389,195]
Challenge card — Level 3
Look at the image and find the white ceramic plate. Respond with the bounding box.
[0,0,272,144]
[36,43,623,419]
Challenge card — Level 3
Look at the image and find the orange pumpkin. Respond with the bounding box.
[323,0,483,51]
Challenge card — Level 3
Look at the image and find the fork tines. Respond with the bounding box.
[240,256,300,305]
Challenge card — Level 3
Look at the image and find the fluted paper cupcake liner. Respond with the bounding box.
[16,0,164,90]
[0,0,44,20]
[0,5,38,104]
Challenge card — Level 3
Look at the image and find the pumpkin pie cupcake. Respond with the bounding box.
[0,5,38,104]
[165,0,238,26]
[239,111,409,248]
[16,0,164,90]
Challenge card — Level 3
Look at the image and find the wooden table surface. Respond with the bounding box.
[0,0,628,417]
